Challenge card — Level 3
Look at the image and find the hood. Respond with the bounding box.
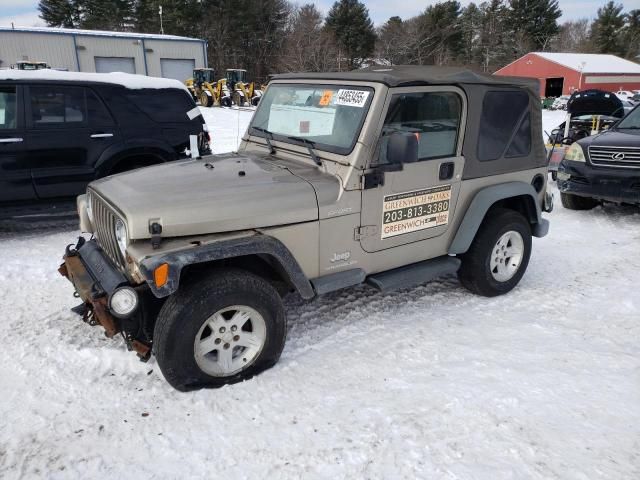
[91,152,333,239]
[580,128,640,149]
[567,90,624,118]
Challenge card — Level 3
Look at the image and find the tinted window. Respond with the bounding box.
[379,91,461,164]
[86,89,114,126]
[0,86,17,129]
[126,90,194,123]
[30,86,85,125]
[478,91,530,161]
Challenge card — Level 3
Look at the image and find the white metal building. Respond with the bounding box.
[0,27,207,81]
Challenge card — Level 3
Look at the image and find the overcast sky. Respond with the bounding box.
[0,0,623,29]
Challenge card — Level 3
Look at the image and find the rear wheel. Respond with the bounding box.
[560,192,598,210]
[154,269,286,391]
[458,208,532,297]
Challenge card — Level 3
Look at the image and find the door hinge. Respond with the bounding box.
[362,171,384,189]
[354,225,377,240]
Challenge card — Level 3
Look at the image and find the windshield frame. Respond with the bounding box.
[248,82,375,156]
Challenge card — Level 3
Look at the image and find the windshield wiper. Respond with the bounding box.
[287,136,322,166]
[252,126,276,154]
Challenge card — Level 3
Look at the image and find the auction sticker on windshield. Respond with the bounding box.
[336,89,370,107]
[381,185,451,239]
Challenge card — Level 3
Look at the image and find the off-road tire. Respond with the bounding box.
[458,208,532,297]
[560,192,598,210]
[199,92,212,107]
[154,269,286,391]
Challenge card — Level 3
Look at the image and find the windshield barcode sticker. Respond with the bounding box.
[336,89,370,107]
[381,185,451,239]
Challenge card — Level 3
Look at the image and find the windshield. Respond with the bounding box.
[616,106,640,129]
[250,83,374,155]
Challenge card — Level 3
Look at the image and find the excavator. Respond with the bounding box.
[185,68,232,107]
[225,69,263,106]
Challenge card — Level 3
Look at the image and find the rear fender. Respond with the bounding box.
[449,181,549,255]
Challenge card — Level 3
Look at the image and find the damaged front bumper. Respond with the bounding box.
[557,160,640,204]
[59,237,154,360]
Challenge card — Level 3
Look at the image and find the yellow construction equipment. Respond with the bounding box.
[185,68,232,107]
[226,69,263,106]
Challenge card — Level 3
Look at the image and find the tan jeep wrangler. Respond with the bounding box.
[60,66,553,391]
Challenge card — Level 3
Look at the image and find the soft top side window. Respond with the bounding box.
[478,91,531,161]
[377,91,461,165]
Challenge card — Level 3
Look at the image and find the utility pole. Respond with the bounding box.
[159,5,164,35]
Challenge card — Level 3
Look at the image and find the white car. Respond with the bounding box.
[615,91,637,103]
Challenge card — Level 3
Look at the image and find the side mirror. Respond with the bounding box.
[387,133,418,164]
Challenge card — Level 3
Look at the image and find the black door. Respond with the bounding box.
[0,84,35,202]
[25,85,118,199]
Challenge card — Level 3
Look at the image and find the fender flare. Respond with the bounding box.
[139,235,315,300]
[448,181,549,255]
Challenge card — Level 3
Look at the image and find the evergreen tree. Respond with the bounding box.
[591,1,625,55]
[415,1,463,66]
[326,0,376,69]
[38,0,78,27]
[459,3,482,65]
[508,0,561,52]
[622,9,640,60]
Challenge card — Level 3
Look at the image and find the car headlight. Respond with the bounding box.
[564,143,586,162]
[115,218,128,257]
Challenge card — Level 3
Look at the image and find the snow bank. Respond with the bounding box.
[0,69,189,92]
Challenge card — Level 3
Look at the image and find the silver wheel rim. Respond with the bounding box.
[490,230,525,282]
[194,305,267,377]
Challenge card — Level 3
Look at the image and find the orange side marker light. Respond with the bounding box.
[154,263,169,287]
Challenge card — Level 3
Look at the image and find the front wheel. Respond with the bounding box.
[154,269,286,391]
[458,208,532,297]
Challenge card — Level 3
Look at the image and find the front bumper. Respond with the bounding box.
[59,238,152,359]
[557,160,640,204]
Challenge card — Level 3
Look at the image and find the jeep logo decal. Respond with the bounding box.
[330,251,351,263]
[612,152,625,160]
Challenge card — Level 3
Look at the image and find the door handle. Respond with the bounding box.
[90,133,114,138]
[0,138,23,143]
[439,162,455,180]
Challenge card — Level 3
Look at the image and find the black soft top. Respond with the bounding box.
[272,65,545,179]
[273,65,537,91]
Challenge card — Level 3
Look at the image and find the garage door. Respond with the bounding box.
[94,57,136,74]
[160,58,195,81]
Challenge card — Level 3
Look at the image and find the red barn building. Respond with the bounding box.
[494,52,640,96]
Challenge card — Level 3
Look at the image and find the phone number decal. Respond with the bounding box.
[381,185,452,239]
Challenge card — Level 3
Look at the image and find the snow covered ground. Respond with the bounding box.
[0,108,638,479]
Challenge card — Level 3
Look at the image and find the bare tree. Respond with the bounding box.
[279,4,339,72]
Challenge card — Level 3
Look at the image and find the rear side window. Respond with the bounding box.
[478,91,531,161]
[0,86,17,129]
[30,86,85,125]
[126,90,194,123]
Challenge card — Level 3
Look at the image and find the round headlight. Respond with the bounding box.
[115,218,128,257]
[109,287,139,318]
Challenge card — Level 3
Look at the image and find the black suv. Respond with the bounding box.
[557,103,640,209]
[0,71,209,208]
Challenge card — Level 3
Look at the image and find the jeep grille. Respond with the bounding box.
[89,192,125,269]
[588,146,640,169]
